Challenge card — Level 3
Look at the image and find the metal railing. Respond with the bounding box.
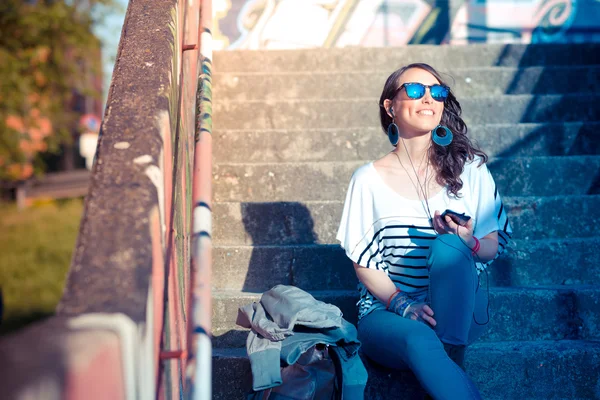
[186,0,213,398]
[157,0,214,397]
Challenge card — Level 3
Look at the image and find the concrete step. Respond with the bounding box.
[214,122,600,163]
[212,340,600,400]
[214,66,600,101]
[212,237,600,292]
[213,155,600,202]
[213,195,600,245]
[213,95,600,130]
[213,43,600,73]
[211,287,599,349]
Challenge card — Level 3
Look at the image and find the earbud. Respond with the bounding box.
[389,107,394,117]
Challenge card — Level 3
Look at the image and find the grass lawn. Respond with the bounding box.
[0,199,84,335]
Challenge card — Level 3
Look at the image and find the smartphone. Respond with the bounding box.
[441,209,471,226]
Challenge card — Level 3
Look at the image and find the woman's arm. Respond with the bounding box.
[353,262,399,305]
[466,230,499,263]
[435,210,500,264]
[353,263,406,305]
[353,262,437,326]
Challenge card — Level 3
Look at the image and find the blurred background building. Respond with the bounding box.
[212,0,600,50]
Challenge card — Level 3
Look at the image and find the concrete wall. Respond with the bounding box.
[0,0,202,398]
[212,0,600,50]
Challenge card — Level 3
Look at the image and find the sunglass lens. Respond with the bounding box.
[404,83,425,99]
[430,85,449,101]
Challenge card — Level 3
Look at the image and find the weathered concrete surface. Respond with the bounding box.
[213,122,600,163]
[211,43,600,399]
[213,156,600,202]
[213,340,600,400]
[210,287,600,348]
[211,237,600,291]
[212,195,600,245]
[212,244,356,292]
[0,317,124,400]
[213,43,600,73]
[214,66,600,101]
[57,0,179,322]
[213,94,600,130]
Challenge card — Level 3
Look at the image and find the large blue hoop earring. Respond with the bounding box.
[388,122,399,146]
[432,125,453,146]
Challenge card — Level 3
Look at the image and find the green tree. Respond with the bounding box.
[0,0,116,181]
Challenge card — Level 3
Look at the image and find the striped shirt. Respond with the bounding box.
[336,155,513,320]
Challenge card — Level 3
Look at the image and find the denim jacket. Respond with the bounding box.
[237,285,367,399]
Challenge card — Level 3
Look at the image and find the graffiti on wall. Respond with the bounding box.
[212,0,600,50]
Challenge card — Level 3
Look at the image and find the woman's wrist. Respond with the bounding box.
[456,225,478,253]
[466,236,475,249]
[467,236,479,252]
[469,237,498,263]
[386,288,402,309]
[387,290,415,316]
[471,236,481,255]
[460,233,480,255]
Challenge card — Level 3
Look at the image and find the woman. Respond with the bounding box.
[336,63,513,399]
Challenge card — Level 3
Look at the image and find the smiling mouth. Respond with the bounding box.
[417,110,434,116]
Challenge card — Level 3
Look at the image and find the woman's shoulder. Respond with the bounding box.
[349,161,376,184]
[351,153,396,183]
[464,154,485,167]
[462,154,488,177]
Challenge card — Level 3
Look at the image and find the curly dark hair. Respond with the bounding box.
[379,63,488,198]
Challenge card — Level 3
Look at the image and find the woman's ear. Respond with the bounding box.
[383,99,393,118]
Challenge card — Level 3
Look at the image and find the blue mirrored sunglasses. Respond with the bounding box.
[395,82,449,102]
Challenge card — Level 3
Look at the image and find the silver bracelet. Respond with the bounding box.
[402,300,419,318]
[389,293,414,316]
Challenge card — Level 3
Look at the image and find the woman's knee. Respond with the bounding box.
[358,312,416,369]
[398,323,441,361]
[360,322,441,368]
[429,234,473,275]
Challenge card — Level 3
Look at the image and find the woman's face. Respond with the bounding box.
[387,67,445,135]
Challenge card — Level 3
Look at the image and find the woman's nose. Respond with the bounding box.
[422,90,434,104]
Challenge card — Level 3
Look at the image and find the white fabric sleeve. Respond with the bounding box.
[470,160,513,273]
[336,173,384,270]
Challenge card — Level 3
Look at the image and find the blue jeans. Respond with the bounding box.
[357,234,488,399]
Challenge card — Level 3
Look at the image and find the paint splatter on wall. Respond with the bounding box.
[212,0,600,50]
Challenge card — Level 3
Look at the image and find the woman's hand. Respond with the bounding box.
[405,302,437,327]
[389,291,437,328]
[433,210,475,247]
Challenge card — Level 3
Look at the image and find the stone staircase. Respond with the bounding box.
[210,44,600,399]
